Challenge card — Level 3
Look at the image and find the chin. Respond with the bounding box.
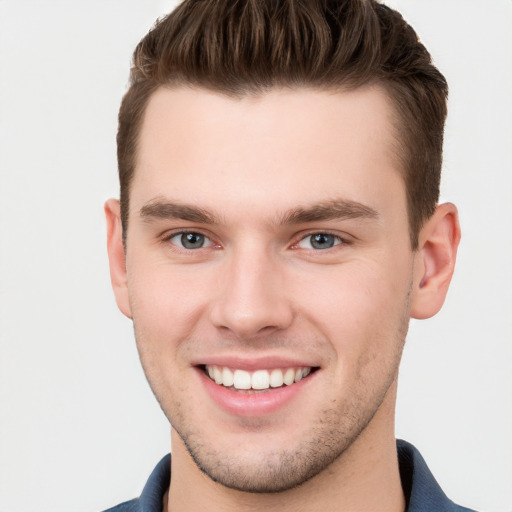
[180,430,341,493]
[171,402,373,494]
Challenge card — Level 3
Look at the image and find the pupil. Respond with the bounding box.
[311,234,334,249]
[182,233,204,249]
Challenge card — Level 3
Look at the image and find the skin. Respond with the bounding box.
[106,86,460,512]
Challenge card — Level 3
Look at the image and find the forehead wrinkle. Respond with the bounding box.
[139,197,218,224]
[276,199,380,226]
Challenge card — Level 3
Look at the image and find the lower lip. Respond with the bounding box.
[197,368,315,417]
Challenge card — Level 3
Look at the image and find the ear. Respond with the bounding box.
[105,199,132,319]
[410,203,461,319]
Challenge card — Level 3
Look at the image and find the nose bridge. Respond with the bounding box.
[210,242,293,338]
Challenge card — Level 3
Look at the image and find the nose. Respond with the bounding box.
[209,247,294,339]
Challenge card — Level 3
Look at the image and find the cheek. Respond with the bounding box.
[127,263,213,342]
[127,265,205,405]
[295,258,413,356]
[313,264,411,400]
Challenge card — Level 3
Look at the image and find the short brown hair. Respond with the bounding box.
[117,0,448,248]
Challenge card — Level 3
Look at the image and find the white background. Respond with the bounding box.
[0,1,510,511]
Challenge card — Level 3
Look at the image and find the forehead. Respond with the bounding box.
[131,86,404,221]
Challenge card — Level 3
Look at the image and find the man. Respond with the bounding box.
[103,0,475,510]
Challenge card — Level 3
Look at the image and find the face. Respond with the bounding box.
[111,86,423,492]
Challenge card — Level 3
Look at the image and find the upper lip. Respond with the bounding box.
[192,354,320,371]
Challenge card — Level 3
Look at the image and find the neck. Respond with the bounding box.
[166,386,405,512]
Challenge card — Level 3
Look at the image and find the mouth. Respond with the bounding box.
[202,365,317,392]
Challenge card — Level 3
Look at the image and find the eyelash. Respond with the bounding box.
[163,230,218,251]
[162,230,348,252]
[294,232,345,250]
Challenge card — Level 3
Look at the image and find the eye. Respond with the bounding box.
[297,233,342,250]
[168,232,213,249]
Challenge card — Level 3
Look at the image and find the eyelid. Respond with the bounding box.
[291,230,350,250]
[159,228,351,251]
[161,229,220,250]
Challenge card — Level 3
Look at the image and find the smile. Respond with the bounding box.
[204,365,313,390]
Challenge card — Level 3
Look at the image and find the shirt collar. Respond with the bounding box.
[396,439,475,512]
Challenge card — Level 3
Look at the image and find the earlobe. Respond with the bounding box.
[105,199,132,319]
[410,203,461,320]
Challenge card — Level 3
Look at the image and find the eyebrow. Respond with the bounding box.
[140,199,217,224]
[278,199,379,225]
[139,197,379,226]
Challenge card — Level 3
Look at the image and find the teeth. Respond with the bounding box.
[205,365,313,390]
[270,369,284,388]
[251,370,270,390]
[283,368,295,385]
[222,367,234,387]
[233,369,251,389]
[213,366,223,385]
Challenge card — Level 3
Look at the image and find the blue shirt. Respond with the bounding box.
[103,440,477,512]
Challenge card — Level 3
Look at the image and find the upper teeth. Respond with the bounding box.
[205,365,311,390]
